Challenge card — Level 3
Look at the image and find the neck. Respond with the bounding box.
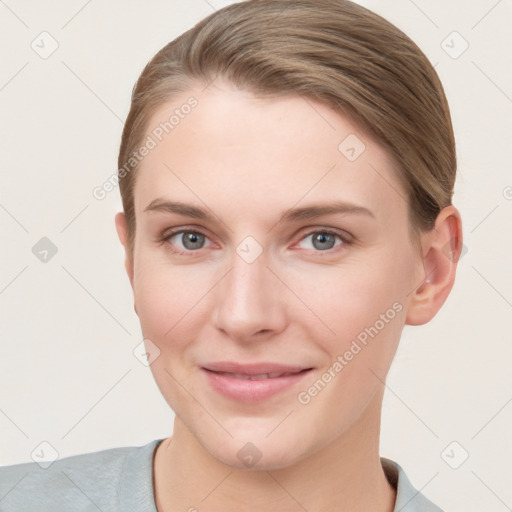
[153,391,396,512]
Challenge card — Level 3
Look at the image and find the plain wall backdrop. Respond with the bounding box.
[0,1,511,510]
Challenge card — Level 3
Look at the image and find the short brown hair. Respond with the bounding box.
[118,0,456,255]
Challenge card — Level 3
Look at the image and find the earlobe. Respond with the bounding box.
[114,212,135,290]
[405,205,463,326]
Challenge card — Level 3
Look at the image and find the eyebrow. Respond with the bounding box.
[143,198,375,223]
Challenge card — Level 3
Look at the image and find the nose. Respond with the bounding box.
[211,247,287,343]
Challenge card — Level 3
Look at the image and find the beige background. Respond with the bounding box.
[0,1,511,510]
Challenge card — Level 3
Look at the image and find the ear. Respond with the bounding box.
[115,211,135,290]
[405,205,464,326]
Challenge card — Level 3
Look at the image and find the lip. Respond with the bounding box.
[201,362,313,404]
[202,361,311,375]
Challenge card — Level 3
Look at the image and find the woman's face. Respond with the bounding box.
[118,78,427,469]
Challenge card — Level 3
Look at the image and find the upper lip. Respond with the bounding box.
[202,361,312,375]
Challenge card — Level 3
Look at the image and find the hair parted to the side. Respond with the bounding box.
[118,0,456,256]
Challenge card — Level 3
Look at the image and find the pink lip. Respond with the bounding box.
[201,362,313,403]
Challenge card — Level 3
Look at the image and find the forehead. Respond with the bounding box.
[133,80,408,225]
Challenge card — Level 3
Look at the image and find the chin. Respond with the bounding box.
[203,432,310,472]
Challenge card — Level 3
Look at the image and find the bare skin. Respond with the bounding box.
[115,78,462,512]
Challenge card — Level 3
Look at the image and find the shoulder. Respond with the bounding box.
[381,458,445,512]
[0,439,163,512]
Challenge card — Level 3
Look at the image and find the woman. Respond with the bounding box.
[0,1,463,510]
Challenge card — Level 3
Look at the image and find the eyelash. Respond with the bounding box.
[158,226,353,256]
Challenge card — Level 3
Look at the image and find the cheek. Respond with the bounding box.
[293,266,407,420]
[303,256,404,324]
[132,252,215,344]
[300,255,409,367]
[133,267,172,338]
[132,257,209,405]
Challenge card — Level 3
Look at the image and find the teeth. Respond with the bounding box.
[218,371,296,380]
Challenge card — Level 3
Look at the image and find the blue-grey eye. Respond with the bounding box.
[299,231,344,251]
[179,231,206,250]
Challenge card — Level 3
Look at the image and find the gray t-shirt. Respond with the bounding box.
[0,439,443,511]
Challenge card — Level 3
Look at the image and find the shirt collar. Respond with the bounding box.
[381,457,443,511]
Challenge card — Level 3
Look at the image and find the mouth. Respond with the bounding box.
[201,361,313,375]
[200,363,314,403]
[203,368,312,380]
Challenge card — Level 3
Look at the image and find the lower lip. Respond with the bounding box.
[201,368,313,403]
